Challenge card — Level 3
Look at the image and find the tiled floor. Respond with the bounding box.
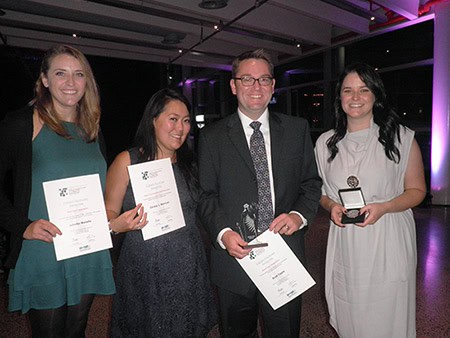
[0,206,449,337]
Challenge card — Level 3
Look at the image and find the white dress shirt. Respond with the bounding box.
[217,109,307,247]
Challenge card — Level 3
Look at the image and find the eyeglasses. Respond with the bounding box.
[233,76,274,87]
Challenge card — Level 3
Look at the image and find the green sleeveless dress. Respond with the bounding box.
[8,122,115,313]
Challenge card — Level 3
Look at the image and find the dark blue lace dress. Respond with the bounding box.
[111,148,217,337]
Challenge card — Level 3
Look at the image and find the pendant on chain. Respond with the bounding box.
[347,175,359,188]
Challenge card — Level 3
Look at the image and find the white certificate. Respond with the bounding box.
[236,230,316,310]
[127,158,185,240]
[43,174,112,261]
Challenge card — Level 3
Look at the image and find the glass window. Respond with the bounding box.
[380,66,432,128]
[345,20,433,68]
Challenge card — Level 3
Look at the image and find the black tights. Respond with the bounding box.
[28,294,94,338]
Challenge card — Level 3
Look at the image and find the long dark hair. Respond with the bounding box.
[134,88,198,192]
[326,62,403,163]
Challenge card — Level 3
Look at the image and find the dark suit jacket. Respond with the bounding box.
[198,111,322,297]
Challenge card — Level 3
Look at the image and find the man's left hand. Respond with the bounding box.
[269,213,302,236]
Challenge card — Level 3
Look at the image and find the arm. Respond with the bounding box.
[105,151,147,233]
[319,195,346,227]
[197,130,251,258]
[0,110,61,242]
[313,130,348,227]
[290,121,322,221]
[197,131,227,243]
[0,113,30,237]
[359,139,426,227]
[270,120,322,234]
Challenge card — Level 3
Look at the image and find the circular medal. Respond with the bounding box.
[347,209,360,218]
[347,175,359,188]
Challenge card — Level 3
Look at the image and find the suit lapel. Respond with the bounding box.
[269,113,285,204]
[227,113,255,174]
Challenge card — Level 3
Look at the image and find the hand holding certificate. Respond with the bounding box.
[43,174,112,261]
[127,158,185,240]
[236,230,316,310]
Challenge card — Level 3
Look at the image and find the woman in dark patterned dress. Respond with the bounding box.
[106,88,217,337]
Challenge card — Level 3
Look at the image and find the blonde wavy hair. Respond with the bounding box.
[32,44,101,142]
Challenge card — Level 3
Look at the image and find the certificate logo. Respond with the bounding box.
[59,188,68,197]
[57,186,85,197]
[141,170,159,180]
[141,171,149,180]
[249,251,256,260]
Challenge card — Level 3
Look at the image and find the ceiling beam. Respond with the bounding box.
[272,0,370,34]
[375,0,420,20]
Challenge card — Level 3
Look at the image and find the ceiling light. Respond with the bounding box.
[198,0,228,9]
[213,20,224,31]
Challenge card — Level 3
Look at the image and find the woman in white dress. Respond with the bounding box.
[314,63,426,338]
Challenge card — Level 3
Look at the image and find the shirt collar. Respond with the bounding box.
[238,108,270,129]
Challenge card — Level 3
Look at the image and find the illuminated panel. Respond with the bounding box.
[430,3,450,205]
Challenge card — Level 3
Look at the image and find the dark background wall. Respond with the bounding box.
[0,45,164,163]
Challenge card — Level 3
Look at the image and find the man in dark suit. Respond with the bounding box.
[198,49,322,337]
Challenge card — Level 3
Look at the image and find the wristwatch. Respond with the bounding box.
[108,221,120,235]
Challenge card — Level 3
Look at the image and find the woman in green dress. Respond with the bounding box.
[0,44,143,337]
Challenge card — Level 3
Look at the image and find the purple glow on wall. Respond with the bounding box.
[214,64,232,72]
[284,68,320,75]
[430,2,450,204]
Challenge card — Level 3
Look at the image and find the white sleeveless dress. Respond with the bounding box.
[315,120,417,338]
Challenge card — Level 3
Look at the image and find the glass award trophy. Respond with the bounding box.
[236,202,268,248]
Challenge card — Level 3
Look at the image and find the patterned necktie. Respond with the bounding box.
[249,121,273,234]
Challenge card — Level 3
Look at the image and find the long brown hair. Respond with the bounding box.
[32,44,101,141]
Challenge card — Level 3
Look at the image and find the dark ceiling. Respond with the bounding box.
[0,0,436,70]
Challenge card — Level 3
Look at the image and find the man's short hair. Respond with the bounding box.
[231,49,274,78]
